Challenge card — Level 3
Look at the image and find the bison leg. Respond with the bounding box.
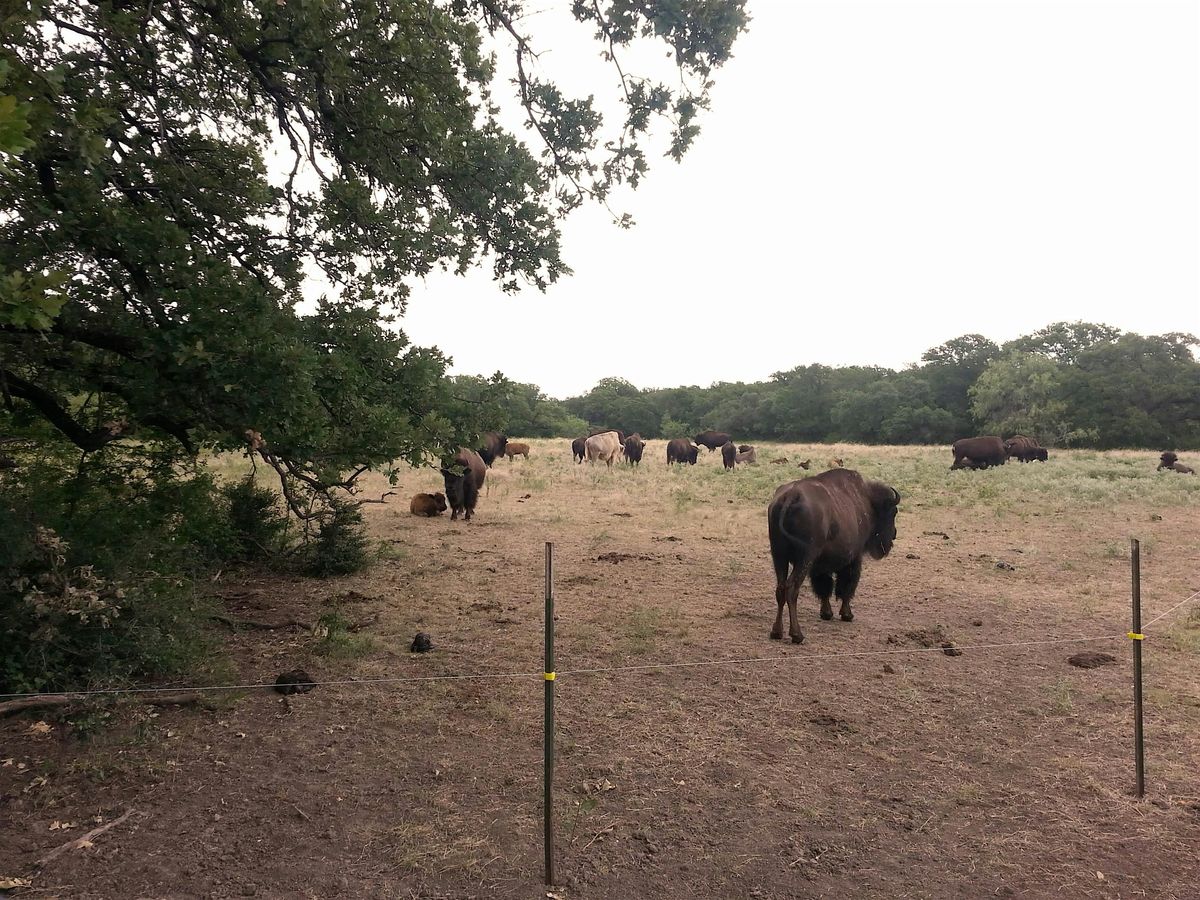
[770,553,789,640]
[784,564,808,644]
[835,560,862,621]
[811,572,834,620]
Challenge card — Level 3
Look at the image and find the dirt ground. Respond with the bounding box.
[3,440,1200,899]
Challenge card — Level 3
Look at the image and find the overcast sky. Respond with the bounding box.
[394,0,1198,399]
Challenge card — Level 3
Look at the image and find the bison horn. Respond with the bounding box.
[890,487,900,505]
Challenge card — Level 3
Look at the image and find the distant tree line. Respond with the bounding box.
[498,323,1199,449]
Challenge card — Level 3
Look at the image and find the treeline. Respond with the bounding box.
[478,323,1200,449]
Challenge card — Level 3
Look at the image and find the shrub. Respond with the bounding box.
[223,476,289,562]
[303,499,369,577]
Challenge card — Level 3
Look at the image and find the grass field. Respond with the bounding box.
[3,439,1199,898]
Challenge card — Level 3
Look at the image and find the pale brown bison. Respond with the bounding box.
[410,492,447,516]
[951,436,1006,470]
[767,469,901,644]
[504,441,530,461]
[735,446,757,464]
[667,438,699,465]
[585,431,623,467]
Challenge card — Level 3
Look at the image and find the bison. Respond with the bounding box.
[771,457,789,465]
[505,441,530,461]
[624,434,646,466]
[585,431,623,467]
[721,441,737,470]
[667,438,699,465]
[950,436,1006,470]
[590,427,627,445]
[694,430,733,452]
[767,469,901,644]
[797,459,810,470]
[572,436,587,464]
[736,446,757,464]
[476,446,497,467]
[1158,451,1179,471]
[409,492,447,517]
[481,432,507,460]
[827,458,844,468]
[441,448,487,521]
[1167,462,1195,475]
[1004,435,1048,463]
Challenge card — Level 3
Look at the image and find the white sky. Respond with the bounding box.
[394,0,1199,398]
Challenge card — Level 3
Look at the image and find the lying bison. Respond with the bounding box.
[667,438,699,465]
[1166,462,1195,475]
[572,436,587,463]
[410,492,447,517]
[722,441,737,470]
[736,446,757,464]
[766,469,901,644]
[694,430,733,452]
[441,448,487,521]
[1158,451,1178,470]
[951,436,1006,470]
[624,434,646,466]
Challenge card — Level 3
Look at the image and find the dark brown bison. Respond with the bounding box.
[481,432,507,460]
[624,434,646,466]
[1158,451,1179,470]
[667,438,699,465]
[441,448,486,521]
[409,492,447,517]
[721,441,736,470]
[590,427,627,445]
[1167,462,1195,475]
[950,436,1007,470]
[476,446,497,467]
[694,430,733,451]
[767,469,901,644]
[572,436,587,463]
[1004,435,1048,463]
[797,459,810,470]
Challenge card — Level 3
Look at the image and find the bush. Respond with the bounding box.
[223,476,289,562]
[303,499,369,577]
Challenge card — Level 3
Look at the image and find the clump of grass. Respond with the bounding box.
[314,610,375,659]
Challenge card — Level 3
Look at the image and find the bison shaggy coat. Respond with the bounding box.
[1158,451,1179,470]
[572,436,587,464]
[1004,435,1048,463]
[951,436,1007,470]
[767,468,901,644]
[666,438,699,465]
[409,492,447,517]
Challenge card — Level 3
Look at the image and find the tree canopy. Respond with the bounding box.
[0,0,748,509]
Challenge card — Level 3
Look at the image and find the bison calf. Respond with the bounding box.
[767,469,901,644]
[410,492,447,517]
[505,441,530,461]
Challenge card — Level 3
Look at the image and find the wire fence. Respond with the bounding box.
[2,588,1196,703]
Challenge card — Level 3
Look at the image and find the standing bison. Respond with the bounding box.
[766,469,901,644]
[721,441,737,470]
[950,436,1007,470]
[441,448,487,521]
[1004,435,1048,463]
[585,431,623,467]
[666,438,699,465]
[694,430,733,452]
[572,436,587,463]
[481,432,507,461]
[624,434,646,466]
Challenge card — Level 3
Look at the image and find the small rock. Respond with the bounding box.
[1150,514,1163,521]
[972,619,983,627]
[882,663,896,674]
[1068,651,1117,669]
[905,553,920,560]
[940,641,962,657]
[995,561,1016,571]
[410,632,433,653]
[274,669,315,695]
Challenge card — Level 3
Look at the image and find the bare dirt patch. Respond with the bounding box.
[3,440,1200,898]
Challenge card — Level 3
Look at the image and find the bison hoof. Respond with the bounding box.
[840,612,854,622]
[769,630,782,640]
[820,610,833,621]
[791,633,804,644]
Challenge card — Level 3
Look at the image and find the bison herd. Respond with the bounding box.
[407,430,1191,645]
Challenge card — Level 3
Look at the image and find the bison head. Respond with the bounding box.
[432,492,448,512]
[686,445,699,465]
[866,485,901,559]
[440,466,469,502]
